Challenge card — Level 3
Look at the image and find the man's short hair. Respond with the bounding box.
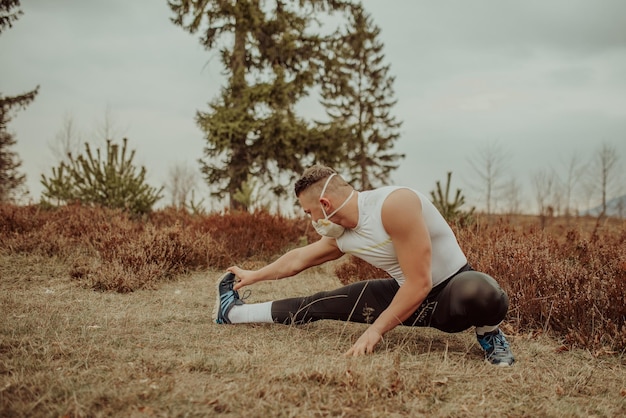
[294,165,336,197]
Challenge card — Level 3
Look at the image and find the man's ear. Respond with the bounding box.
[319,197,331,211]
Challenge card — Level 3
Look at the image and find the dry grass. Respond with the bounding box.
[1,254,625,417]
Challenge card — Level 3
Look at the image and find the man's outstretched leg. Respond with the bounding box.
[214,272,397,325]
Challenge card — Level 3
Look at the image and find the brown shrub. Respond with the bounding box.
[3,203,624,352]
[455,218,626,352]
[84,223,213,292]
[335,256,391,285]
[0,203,317,292]
[151,207,319,267]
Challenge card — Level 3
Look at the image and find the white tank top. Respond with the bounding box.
[335,186,468,287]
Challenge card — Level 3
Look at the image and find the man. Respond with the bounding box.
[214,165,515,366]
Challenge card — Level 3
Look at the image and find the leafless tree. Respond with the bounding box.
[467,141,510,215]
[557,152,587,218]
[166,162,198,208]
[48,113,82,163]
[580,180,596,217]
[532,168,557,228]
[502,177,523,215]
[92,104,127,145]
[588,142,620,217]
[616,197,626,219]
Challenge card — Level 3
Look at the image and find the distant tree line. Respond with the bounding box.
[465,140,623,221]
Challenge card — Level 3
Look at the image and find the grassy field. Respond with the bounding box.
[1,253,625,417]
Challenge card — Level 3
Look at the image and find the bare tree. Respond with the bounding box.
[92,105,127,145]
[48,113,82,163]
[588,142,620,217]
[467,141,510,215]
[616,197,626,219]
[502,176,523,215]
[552,181,564,217]
[166,162,198,208]
[48,108,129,174]
[557,152,587,218]
[532,168,557,228]
[580,180,596,217]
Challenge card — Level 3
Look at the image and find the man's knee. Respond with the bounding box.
[454,271,509,319]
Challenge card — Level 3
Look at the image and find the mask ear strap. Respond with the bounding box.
[319,173,337,218]
[327,190,354,219]
[319,173,336,199]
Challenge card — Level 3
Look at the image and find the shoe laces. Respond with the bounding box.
[486,332,510,354]
[240,289,252,301]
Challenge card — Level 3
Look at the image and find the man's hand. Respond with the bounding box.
[227,266,257,291]
[344,327,383,357]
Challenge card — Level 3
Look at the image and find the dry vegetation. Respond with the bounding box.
[1,204,625,417]
[336,215,626,354]
[0,204,318,292]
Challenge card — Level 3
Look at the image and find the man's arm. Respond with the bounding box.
[230,236,344,291]
[346,188,433,356]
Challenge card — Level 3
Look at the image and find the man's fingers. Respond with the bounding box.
[344,346,357,357]
[344,343,370,357]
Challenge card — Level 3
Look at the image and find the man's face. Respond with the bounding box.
[298,188,325,222]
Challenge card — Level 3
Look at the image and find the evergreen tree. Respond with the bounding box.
[0,0,22,32]
[0,0,39,202]
[318,5,403,190]
[40,138,163,215]
[169,0,351,209]
[430,172,475,226]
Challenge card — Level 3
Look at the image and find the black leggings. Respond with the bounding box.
[271,266,509,333]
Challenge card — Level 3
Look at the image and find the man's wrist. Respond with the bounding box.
[368,323,386,336]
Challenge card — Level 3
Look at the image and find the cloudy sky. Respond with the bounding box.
[2,0,625,213]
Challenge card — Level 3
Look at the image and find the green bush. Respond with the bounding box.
[40,138,163,215]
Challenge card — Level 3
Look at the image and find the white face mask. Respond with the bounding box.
[311,173,354,238]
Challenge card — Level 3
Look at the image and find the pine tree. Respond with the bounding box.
[0,0,21,32]
[40,138,163,215]
[169,0,351,209]
[318,5,403,190]
[430,172,475,226]
[0,0,39,202]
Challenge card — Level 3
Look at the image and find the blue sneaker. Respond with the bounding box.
[477,329,515,366]
[213,272,243,324]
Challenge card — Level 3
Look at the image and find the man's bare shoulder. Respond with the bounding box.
[383,188,422,213]
[381,188,423,234]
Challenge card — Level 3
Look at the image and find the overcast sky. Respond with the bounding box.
[2,0,625,213]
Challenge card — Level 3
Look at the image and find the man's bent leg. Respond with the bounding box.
[271,279,399,324]
[422,270,514,366]
[427,270,509,332]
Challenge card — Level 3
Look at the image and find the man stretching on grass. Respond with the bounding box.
[214,165,515,366]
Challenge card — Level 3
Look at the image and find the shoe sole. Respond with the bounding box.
[485,359,514,367]
[212,271,235,323]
